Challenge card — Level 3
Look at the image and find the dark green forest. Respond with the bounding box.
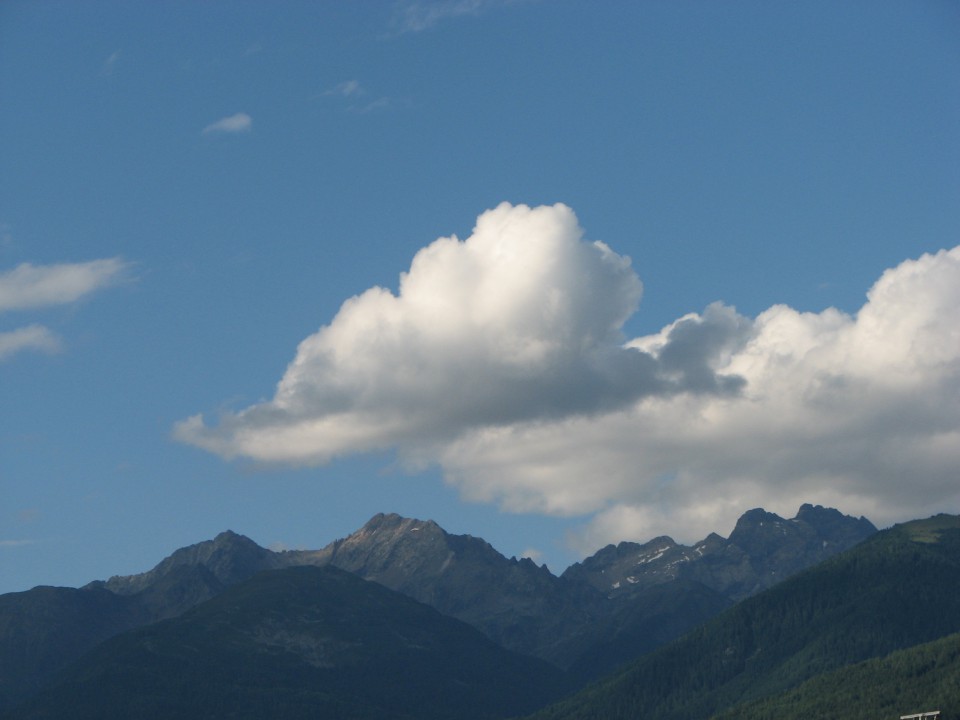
[5,566,567,720]
[716,631,960,720]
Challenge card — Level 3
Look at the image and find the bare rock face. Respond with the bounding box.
[562,533,726,598]
[284,513,607,662]
[562,505,877,602]
[84,530,286,621]
[686,505,877,599]
[93,530,283,596]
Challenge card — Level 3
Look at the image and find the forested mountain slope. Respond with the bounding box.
[715,631,960,720]
[0,504,878,712]
[5,566,569,720]
[530,515,960,720]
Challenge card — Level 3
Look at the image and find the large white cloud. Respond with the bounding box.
[177,203,746,463]
[440,243,960,547]
[176,203,960,551]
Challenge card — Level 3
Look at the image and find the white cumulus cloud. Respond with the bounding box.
[202,112,252,135]
[176,203,960,553]
[442,244,960,547]
[176,203,746,463]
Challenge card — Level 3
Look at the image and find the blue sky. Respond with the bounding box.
[2,0,959,594]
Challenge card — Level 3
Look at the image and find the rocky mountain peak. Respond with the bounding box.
[684,505,878,600]
[346,512,447,550]
[3,503,885,710]
[795,503,878,547]
[729,507,787,533]
[299,513,456,583]
[95,530,281,600]
[726,508,795,554]
[562,534,708,599]
[565,505,877,603]
[726,505,878,558]
[211,529,246,545]
[361,512,443,532]
[282,513,607,660]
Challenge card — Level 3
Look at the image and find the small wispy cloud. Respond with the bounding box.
[0,539,36,549]
[0,325,60,361]
[356,97,392,113]
[392,0,521,33]
[520,548,544,563]
[17,508,40,524]
[321,80,392,113]
[0,258,128,312]
[101,50,121,76]
[0,257,131,362]
[202,112,253,135]
[324,80,364,98]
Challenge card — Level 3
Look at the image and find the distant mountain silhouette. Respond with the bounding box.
[286,512,608,661]
[563,504,877,601]
[0,586,145,708]
[530,514,960,720]
[88,529,283,617]
[8,566,569,720]
[555,504,876,679]
[0,503,878,712]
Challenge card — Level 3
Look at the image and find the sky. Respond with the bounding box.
[1,0,959,595]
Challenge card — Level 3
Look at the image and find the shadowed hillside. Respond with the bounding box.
[530,515,960,720]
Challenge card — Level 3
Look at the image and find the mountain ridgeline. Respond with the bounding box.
[0,504,906,719]
[561,503,877,601]
[531,514,960,720]
[9,566,567,720]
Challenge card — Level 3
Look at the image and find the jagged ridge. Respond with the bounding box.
[562,504,876,601]
[0,504,878,712]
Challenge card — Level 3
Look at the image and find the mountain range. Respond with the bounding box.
[532,513,960,720]
[0,504,887,717]
[9,565,567,720]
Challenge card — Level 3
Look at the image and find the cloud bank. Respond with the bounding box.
[176,203,960,551]
[0,258,128,361]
